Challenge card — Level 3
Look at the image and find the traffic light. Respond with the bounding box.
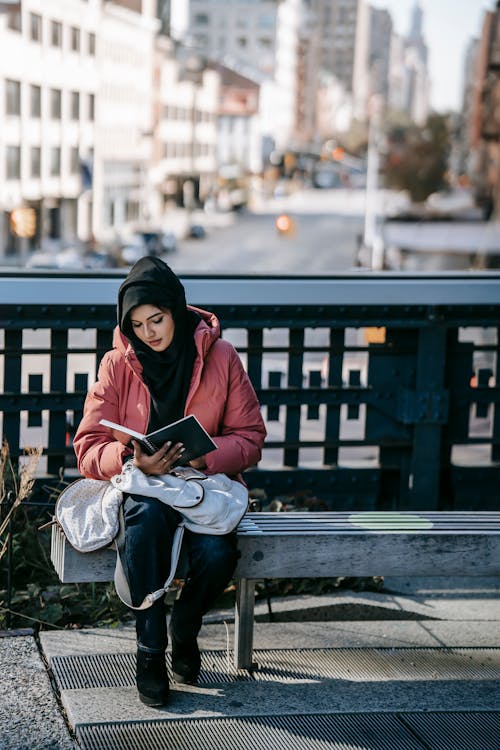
[10,207,36,238]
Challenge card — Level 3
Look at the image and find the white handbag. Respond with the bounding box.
[55,478,123,553]
[54,464,248,610]
[110,462,248,535]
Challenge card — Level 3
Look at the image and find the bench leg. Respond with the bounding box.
[234,578,256,670]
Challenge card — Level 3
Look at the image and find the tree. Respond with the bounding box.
[383,114,450,203]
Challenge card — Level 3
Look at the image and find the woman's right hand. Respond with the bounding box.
[132,440,184,475]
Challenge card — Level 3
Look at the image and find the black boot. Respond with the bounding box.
[171,638,201,685]
[136,649,169,707]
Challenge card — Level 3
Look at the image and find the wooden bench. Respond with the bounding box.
[51,510,500,670]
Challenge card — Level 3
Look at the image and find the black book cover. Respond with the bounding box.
[99,414,217,465]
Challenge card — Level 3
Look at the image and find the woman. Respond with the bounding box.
[74,256,266,707]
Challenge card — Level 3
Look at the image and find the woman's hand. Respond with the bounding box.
[132,440,184,475]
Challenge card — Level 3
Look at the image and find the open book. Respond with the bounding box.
[99,414,217,466]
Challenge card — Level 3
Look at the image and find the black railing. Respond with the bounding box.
[1,270,499,510]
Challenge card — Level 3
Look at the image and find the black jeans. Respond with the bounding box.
[123,493,239,654]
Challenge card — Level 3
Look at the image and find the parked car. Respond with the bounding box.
[133,229,177,255]
[188,224,206,239]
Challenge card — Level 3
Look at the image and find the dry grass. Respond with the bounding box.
[0,441,42,561]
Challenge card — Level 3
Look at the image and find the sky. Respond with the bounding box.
[370,0,494,113]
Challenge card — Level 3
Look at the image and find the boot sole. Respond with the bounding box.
[138,691,169,707]
[172,671,198,685]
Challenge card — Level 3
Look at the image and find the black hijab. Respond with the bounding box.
[117,257,199,431]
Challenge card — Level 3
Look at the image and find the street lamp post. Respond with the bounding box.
[363,95,385,270]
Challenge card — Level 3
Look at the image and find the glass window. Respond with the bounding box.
[257,13,275,29]
[30,85,41,118]
[194,13,209,25]
[88,93,95,121]
[30,13,43,42]
[50,88,62,119]
[70,91,80,120]
[51,20,62,47]
[7,8,22,32]
[88,32,96,56]
[70,26,81,52]
[31,147,41,178]
[6,80,21,116]
[6,146,21,180]
[70,147,80,174]
[50,147,61,176]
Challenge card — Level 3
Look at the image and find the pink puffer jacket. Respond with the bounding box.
[74,306,266,481]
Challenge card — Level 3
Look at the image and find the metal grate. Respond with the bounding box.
[51,648,500,691]
[51,651,252,690]
[76,712,500,750]
[400,711,500,750]
[76,712,425,750]
[250,648,500,683]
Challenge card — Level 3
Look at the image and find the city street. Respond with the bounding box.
[166,187,407,275]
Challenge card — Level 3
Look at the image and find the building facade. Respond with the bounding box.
[94,0,158,241]
[0,0,99,258]
[470,3,500,219]
[169,0,302,160]
[152,36,219,213]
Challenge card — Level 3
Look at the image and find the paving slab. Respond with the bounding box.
[0,633,77,750]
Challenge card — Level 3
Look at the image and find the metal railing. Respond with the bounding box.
[1,270,499,510]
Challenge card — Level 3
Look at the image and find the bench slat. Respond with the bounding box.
[235,533,500,578]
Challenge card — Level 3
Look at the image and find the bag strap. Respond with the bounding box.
[113,505,186,610]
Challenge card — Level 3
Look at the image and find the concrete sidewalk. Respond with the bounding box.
[1,576,499,749]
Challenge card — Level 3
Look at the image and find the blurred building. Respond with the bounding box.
[168,0,303,160]
[93,0,158,241]
[151,36,219,213]
[456,38,480,177]
[213,63,260,175]
[387,1,429,126]
[0,0,99,258]
[470,2,500,219]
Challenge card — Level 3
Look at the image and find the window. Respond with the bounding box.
[87,32,96,56]
[194,13,209,25]
[257,13,275,29]
[7,7,22,32]
[50,89,62,119]
[31,147,41,178]
[6,80,21,116]
[50,147,61,176]
[70,26,80,52]
[6,146,21,180]
[88,93,95,121]
[30,85,41,118]
[51,20,62,47]
[30,13,42,42]
[70,147,80,175]
[237,37,247,48]
[70,91,80,120]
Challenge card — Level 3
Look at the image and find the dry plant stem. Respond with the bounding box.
[0,443,42,561]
